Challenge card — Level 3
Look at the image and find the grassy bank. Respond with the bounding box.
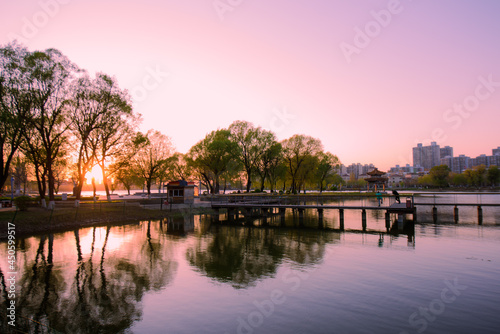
[0,202,214,239]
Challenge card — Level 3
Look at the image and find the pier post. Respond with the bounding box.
[362,209,367,230]
[454,206,459,223]
[339,209,344,230]
[397,214,404,230]
[318,209,324,228]
[385,212,390,230]
[432,206,438,223]
[212,208,220,223]
[262,215,269,227]
[478,206,483,225]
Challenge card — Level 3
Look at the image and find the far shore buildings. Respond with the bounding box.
[412,143,499,173]
[337,163,375,182]
[333,144,498,189]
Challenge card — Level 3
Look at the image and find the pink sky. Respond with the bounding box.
[2,0,499,170]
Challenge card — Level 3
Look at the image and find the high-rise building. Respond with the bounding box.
[340,163,376,180]
[440,156,453,171]
[413,142,441,170]
[493,147,500,156]
[473,154,489,167]
[440,146,453,158]
[452,155,471,174]
[412,143,423,168]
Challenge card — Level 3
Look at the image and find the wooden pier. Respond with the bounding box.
[413,202,498,224]
[211,198,416,232]
[209,193,500,226]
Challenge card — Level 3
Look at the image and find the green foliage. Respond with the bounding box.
[186,129,239,194]
[314,151,340,192]
[13,196,34,211]
[281,134,323,193]
[463,165,487,187]
[330,174,344,186]
[449,173,468,187]
[229,120,281,192]
[347,178,367,189]
[429,165,450,187]
[487,165,500,186]
[417,174,433,187]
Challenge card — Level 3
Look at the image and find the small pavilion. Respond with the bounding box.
[364,168,388,192]
[164,180,197,204]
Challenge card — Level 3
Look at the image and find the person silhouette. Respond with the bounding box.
[376,192,383,206]
[392,190,400,204]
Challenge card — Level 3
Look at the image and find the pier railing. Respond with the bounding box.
[203,192,500,207]
[205,193,415,209]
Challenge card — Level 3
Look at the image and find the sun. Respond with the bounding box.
[85,165,104,184]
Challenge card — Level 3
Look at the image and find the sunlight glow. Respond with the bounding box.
[85,165,103,184]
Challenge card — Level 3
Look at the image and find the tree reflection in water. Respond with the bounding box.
[1,215,341,332]
[186,224,338,289]
[0,221,178,334]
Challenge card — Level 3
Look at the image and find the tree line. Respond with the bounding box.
[417,164,500,188]
[1,42,341,206]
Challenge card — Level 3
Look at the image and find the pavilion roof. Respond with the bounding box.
[367,168,386,176]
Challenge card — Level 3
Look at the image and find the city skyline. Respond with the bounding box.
[2,0,500,170]
[338,143,499,172]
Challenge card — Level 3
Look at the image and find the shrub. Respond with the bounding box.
[14,196,34,211]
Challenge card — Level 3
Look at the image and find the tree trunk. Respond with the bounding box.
[101,163,111,202]
[246,168,252,192]
[146,179,152,199]
[214,177,220,195]
[91,177,97,201]
[47,153,56,209]
[35,168,47,208]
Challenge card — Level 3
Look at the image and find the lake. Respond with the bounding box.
[1,193,499,333]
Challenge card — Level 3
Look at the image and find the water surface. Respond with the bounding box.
[1,194,499,333]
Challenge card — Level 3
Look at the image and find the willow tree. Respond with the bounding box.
[229,120,279,192]
[255,140,282,192]
[186,129,239,194]
[281,134,323,193]
[314,151,340,193]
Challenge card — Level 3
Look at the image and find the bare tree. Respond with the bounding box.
[23,48,78,209]
[131,130,174,198]
[0,42,31,192]
[68,72,133,203]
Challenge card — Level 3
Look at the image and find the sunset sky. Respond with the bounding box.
[2,0,499,170]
